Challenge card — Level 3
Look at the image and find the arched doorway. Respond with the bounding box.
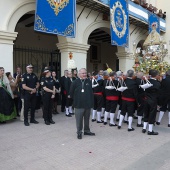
[13,11,61,77]
[87,28,118,73]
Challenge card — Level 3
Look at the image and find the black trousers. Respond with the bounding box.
[93,94,103,111]
[160,97,170,112]
[121,100,135,117]
[24,93,37,122]
[42,94,52,121]
[137,94,145,116]
[143,99,157,124]
[61,93,66,111]
[14,97,19,115]
[66,97,73,108]
[105,100,118,113]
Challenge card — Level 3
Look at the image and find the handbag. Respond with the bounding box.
[117,78,128,92]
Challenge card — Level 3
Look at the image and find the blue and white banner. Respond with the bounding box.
[34,0,76,38]
[148,11,160,34]
[110,0,129,47]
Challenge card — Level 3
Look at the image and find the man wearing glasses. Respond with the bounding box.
[22,64,39,126]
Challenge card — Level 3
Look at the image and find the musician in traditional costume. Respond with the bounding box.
[91,73,104,123]
[103,71,120,126]
[142,70,161,135]
[118,70,139,131]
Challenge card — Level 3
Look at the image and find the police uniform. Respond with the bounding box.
[41,71,55,125]
[22,65,39,126]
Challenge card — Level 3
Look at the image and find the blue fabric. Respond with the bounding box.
[110,0,129,47]
[148,11,160,33]
[34,0,76,37]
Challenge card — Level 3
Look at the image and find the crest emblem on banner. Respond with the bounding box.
[110,1,127,38]
[47,0,69,16]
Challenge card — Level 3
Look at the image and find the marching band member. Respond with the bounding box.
[136,72,145,127]
[103,71,120,126]
[91,73,104,123]
[156,70,170,127]
[118,70,138,131]
[142,70,161,135]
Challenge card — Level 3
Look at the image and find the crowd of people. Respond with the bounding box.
[0,65,170,139]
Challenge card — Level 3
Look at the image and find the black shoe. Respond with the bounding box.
[17,114,20,117]
[107,118,110,120]
[97,120,104,123]
[148,131,158,135]
[45,121,50,125]
[56,111,59,114]
[92,119,96,122]
[118,126,121,129]
[30,120,39,124]
[77,133,82,139]
[53,111,57,115]
[24,122,29,126]
[0,121,6,124]
[168,124,170,127]
[137,123,143,127]
[124,120,128,124]
[109,123,117,126]
[103,122,107,125]
[66,114,72,117]
[142,129,146,133]
[128,127,135,131]
[156,122,160,125]
[116,118,119,122]
[84,132,95,136]
[101,116,104,119]
[69,112,74,115]
[49,119,55,124]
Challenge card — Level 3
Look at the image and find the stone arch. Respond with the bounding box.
[83,20,110,44]
[6,0,35,32]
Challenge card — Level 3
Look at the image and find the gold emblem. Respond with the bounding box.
[47,0,69,16]
[110,1,127,38]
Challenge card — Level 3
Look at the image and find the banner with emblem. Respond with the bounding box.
[34,0,76,38]
[148,11,160,34]
[110,0,129,47]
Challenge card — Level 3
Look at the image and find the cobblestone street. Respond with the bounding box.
[1,108,170,170]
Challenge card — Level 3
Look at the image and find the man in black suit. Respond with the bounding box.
[60,70,68,112]
[70,68,95,139]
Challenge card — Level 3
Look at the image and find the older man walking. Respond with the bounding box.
[70,68,95,139]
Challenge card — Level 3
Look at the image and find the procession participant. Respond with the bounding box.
[91,72,104,123]
[69,68,95,139]
[0,67,17,123]
[41,68,55,125]
[22,64,39,126]
[65,71,74,116]
[156,70,170,127]
[60,70,68,112]
[142,70,161,135]
[136,72,145,127]
[103,71,120,126]
[118,70,139,131]
[52,71,60,115]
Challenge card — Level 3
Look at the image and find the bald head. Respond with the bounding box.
[136,72,144,79]
[78,68,87,79]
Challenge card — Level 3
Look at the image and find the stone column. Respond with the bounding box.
[116,52,134,72]
[56,42,90,76]
[0,31,17,74]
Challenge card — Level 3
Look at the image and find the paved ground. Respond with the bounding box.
[1,107,170,170]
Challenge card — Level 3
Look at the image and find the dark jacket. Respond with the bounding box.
[69,78,94,109]
[92,79,103,93]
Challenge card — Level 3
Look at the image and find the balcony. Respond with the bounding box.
[76,0,166,32]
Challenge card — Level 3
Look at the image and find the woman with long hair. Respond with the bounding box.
[0,67,17,123]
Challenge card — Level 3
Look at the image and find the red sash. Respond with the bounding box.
[94,92,103,96]
[106,96,119,101]
[122,97,135,102]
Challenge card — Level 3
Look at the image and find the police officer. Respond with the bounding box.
[22,64,39,126]
[41,68,55,125]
